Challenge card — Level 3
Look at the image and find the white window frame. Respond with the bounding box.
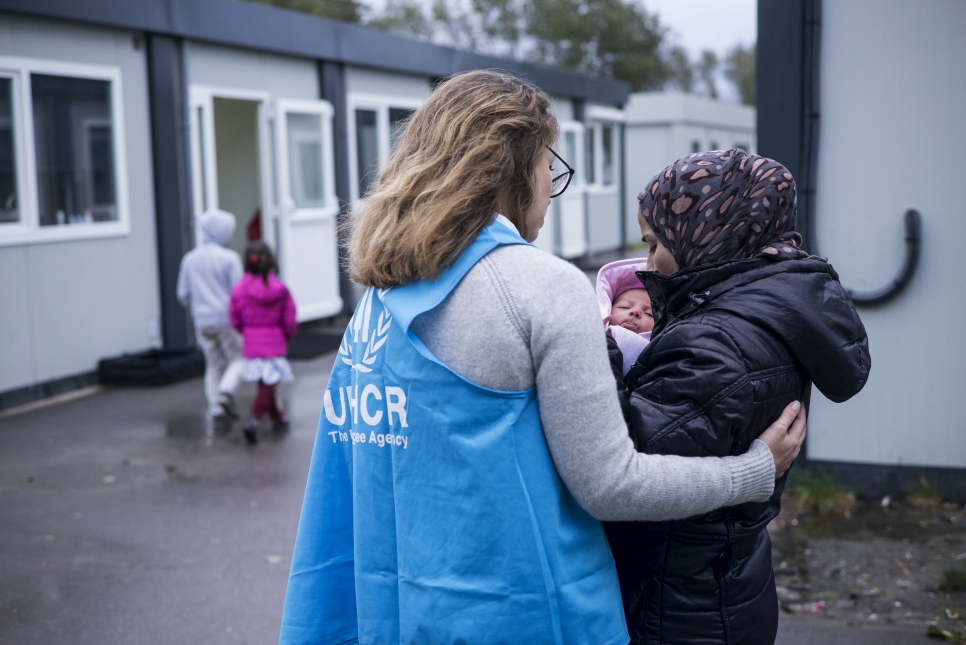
[556,121,586,192]
[0,69,28,235]
[0,56,130,247]
[346,92,423,205]
[585,121,621,194]
[274,97,339,218]
[585,105,625,195]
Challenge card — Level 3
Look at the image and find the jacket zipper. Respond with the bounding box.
[716,516,735,645]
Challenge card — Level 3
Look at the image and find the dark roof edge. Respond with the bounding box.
[0,0,628,105]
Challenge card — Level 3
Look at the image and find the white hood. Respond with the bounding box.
[200,209,236,247]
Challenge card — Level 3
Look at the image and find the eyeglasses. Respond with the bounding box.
[549,147,575,198]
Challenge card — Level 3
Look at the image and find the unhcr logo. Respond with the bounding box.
[325,287,410,449]
[339,287,391,373]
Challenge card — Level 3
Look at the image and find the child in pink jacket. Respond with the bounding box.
[230,242,298,444]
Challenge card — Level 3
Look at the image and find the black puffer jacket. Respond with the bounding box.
[604,256,870,645]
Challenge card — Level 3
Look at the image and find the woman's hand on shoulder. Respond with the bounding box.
[758,401,806,478]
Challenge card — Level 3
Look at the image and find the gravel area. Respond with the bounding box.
[769,498,966,636]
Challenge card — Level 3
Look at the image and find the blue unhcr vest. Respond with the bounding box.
[279,221,628,645]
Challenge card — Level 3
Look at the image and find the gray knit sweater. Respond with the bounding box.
[410,238,775,522]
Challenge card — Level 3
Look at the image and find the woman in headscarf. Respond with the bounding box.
[606,149,871,645]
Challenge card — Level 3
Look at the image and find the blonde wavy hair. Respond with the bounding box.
[348,70,559,288]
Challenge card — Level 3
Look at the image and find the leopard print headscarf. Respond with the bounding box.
[637,149,808,269]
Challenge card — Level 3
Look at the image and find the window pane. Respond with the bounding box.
[286,112,325,209]
[586,128,596,185]
[0,78,17,224]
[89,125,113,204]
[388,107,414,151]
[355,109,378,199]
[601,125,613,186]
[32,74,116,226]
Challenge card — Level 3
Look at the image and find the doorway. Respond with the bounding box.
[189,88,272,257]
[189,87,342,321]
[212,97,261,255]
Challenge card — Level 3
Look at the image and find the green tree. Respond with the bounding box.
[365,0,434,38]
[254,0,677,93]
[472,0,527,59]
[524,0,670,92]
[696,49,719,99]
[724,42,756,106]
[365,0,520,58]
[666,45,694,92]
[430,0,481,50]
[246,0,364,23]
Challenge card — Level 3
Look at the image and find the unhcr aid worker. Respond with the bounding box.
[278,70,806,645]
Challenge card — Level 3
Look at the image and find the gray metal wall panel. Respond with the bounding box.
[26,238,159,382]
[0,246,34,392]
[345,67,431,100]
[586,192,621,254]
[550,96,574,123]
[806,0,966,469]
[186,42,318,100]
[624,126,672,236]
[0,15,161,391]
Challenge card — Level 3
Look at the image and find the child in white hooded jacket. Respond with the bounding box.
[177,209,244,423]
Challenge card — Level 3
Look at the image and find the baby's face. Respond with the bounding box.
[610,288,654,333]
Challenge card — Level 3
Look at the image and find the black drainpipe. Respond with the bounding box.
[318,60,355,316]
[798,0,921,307]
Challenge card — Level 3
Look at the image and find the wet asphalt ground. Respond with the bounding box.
[0,347,935,644]
[0,352,335,645]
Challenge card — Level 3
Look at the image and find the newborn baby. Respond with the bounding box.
[596,259,653,376]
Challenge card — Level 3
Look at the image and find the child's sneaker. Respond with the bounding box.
[218,392,239,420]
[272,415,290,434]
[242,417,259,445]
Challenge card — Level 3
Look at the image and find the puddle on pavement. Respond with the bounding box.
[164,413,209,439]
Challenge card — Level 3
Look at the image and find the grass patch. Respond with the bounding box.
[908,476,942,509]
[927,625,966,643]
[791,470,857,518]
[940,566,966,592]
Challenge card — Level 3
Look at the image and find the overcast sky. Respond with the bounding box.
[641,0,756,57]
[641,0,756,101]
[364,0,757,99]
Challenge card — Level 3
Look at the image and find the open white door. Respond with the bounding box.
[188,87,218,231]
[274,99,342,321]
